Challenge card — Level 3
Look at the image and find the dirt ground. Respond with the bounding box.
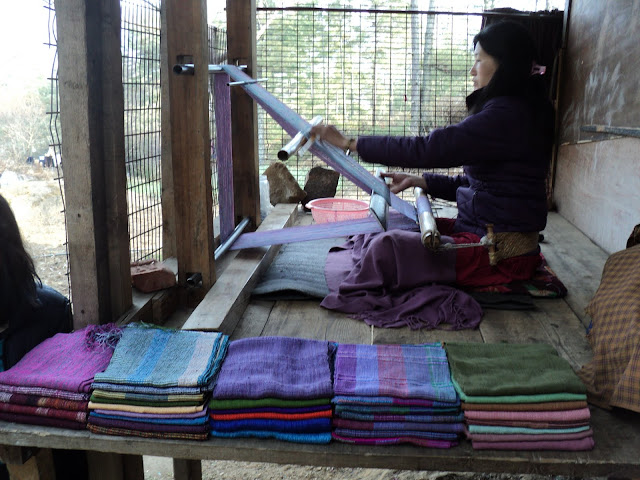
[0,163,600,480]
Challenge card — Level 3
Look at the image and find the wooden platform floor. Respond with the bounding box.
[1,211,639,479]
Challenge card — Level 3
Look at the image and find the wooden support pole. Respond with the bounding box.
[226,0,261,230]
[165,0,216,303]
[54,0,131,327]
[87,452,144,480]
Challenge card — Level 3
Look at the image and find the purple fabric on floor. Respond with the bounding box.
[472,436,595,451]
[212,337,333,400]
[0,327,114,394]
[321,231,482,330]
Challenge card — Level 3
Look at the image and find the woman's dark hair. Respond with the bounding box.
[467,20,548,113]
[0,194,41,320]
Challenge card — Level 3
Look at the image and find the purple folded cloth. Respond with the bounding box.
[0,327,115,394]
[332,417,465,433]
[472,436,595,451]
[332,432,457,448]
[332,395,457,408]
[333,343,458,402]
[0,412,86,430]
[92,408,207,420]
[87,415,208,434]
[209,405,329,415]
[212,337,333,400]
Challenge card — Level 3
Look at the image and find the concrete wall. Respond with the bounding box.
[554,0,640,254]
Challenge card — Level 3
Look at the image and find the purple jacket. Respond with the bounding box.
[356,96,551,237]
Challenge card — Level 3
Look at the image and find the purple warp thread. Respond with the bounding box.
[214,73,235,243]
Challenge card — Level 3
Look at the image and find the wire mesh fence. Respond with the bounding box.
[121,0,163,262]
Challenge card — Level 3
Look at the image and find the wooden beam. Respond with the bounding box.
[86,452,144,480]
[226,0,261,229]
[182,204,298,333]
[54,0,131,327]
[165,0,216,302]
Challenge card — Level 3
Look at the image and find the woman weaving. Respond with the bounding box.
[310,21,555,329]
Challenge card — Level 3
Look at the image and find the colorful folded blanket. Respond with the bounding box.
[210,405,330,415]
[210,430,331,444]
[210,418,331,433]
[334,410,464,424]
[209,397,331,410]
[87,424,208,441]
[89,411,207,426]
[460,400,588,411]
[332,417,465,433]
[0,391,88,411]
[465,428,594,442]
[464,407,591,423]
[332,395,459,408]
[333,343,458,402]
[0,326,116,394]
[331,432,457,448]
[444,343,586,397]
[93,323,228,389]
[210,410,332,421]
[87,401,204,414]
[88,414,208,434]
[212,337,333,400]
[471,436,594,451]
[333,427,458,441]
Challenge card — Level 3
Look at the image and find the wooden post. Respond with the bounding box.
[226,0,261,229]
[54,0,132,328]
[165,0,216,302]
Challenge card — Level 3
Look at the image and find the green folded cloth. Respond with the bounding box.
[444,343,586,398]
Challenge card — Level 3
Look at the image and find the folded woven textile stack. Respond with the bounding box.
[444,342,594,451]
[331,343,464,448]
[87,323,228,440]
[209,336,334,444]
[0,325,119,430]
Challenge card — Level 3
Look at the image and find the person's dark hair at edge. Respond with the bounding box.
[468,20,555,146]
[0,194,42,319]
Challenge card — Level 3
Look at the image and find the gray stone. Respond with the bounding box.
[303,166,340,210]
[263,161,307,206]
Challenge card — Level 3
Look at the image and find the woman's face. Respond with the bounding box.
[470,42,498,90]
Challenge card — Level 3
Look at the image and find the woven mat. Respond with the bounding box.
[252,237,346,300]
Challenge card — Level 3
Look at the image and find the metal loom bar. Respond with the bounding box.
[219,64,417,223]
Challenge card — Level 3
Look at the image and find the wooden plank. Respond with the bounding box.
[173,459,202,480]
[87,452,144,480]
[226,0,261,228]
[230,300,274,339]
[182,204,299,333]
[262,300,333,341]
[540,212,609,328]
[55,0,131,327]
[6,449,55,480]
[165,0,215,300]
[1,420,639,478]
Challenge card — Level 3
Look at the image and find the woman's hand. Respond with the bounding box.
[380,172,427,194]
[309,124,354,152]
